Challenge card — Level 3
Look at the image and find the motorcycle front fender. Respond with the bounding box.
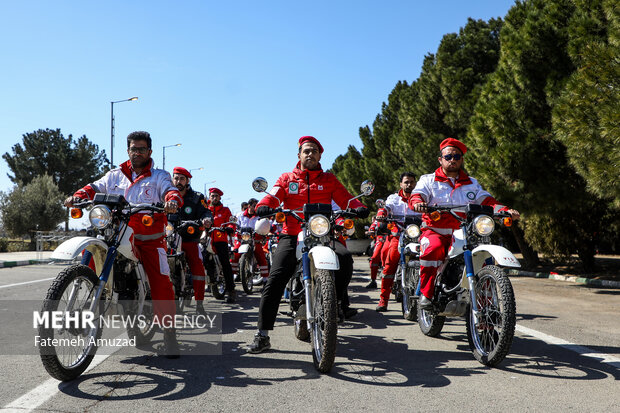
[471,244,521,271]
[51,236,109,276]
[309,245,339,271]
[238,244,250,254]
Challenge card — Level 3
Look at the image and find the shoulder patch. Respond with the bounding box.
[201,199,208,208]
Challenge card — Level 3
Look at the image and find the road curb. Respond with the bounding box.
[507,269,620,289]
[0,259,52,268]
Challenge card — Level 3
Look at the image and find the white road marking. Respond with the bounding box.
[516,324,620,370]
[2,333,129,412]
[0,277,55,290]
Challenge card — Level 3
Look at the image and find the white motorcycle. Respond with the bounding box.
[40,193,159,381]
[416,204,520,366]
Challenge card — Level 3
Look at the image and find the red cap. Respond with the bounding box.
[439,137,467,155]
[376,208,387,217]
[209,187,223,196]
[335,217,345,227]
[298,136,324,153]
[172,167,192,178]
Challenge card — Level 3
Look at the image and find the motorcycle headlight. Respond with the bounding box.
[241,232,251,241]
[89,205,112,229]
[165,224,174,236]
[405,224,421,239]
[308,215,330,237]
[473,215,495,236]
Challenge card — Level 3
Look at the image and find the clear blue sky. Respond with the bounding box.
[0,0,516,228]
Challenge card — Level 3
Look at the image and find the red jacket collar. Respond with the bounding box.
[243,209,256,218]
[398,189,411,203]
[120,159,153,182]
[293,161,323,180]
[434,167,472,187]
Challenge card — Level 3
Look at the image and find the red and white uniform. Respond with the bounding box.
[207,203,233,244]
[73,159,183,322]
[409,167,508,299]
[257,161,365,235]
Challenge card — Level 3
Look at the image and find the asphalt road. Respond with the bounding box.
[1,258,618,412]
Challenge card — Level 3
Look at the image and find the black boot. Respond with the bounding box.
[226,289,236,304]
[196,300,207,316]
[163,328,180,359]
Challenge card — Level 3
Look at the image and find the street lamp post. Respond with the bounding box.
[110,97,138,168]
[162,143,182,171]
[189,167,204,174]
[204,180,216,195]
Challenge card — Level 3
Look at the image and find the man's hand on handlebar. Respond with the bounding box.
[412,202,428,213]
[164,200,179,214]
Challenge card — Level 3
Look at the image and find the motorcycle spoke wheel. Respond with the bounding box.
[39,264,103,381]
[466,265,516,367]
[310,269,337,373]
[239,254,254,294]
[401,264,419,321]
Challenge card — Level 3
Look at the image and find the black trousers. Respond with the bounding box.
[204,241,235,293]
[257,235,353,330]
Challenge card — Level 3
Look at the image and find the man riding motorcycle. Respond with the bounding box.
[205,187,237,303]
[64,131,182,358]
[231,198,270,286]
[410,138,520,308]
[246,135,369,354]
[171,167,213,315]
[365,208,389,289]
[376,172,421,312]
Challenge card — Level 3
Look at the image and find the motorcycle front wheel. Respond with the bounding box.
[401,263,420,321]
[210,261,226,300]
[466,265,516,367]
[417,306,445,337]
[310,269,337,373]
[239,253,254,294]
[39,264,103,381]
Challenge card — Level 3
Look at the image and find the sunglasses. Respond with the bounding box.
[128,146,149,154]
[441,154,462,161]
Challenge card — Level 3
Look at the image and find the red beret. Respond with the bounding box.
[298,136,324,153]
[439,137,467,155]
[376,208,387,217]
[209,187,223,196]
[172,167,192,178]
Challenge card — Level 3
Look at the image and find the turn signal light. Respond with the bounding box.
[142,215,154,226]
[187,226,195,234]
[387,223,395,231]
[275,212,285,223]
[430,211,441,221]
[503,217,513,227]
[70,208,83,219]
[344,219,354,230]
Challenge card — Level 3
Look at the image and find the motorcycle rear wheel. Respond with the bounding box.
[239,254,254,294]
[466,265,516,367]
[39,264,103,381]
[310,269,337,373]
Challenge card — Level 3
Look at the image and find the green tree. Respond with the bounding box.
[553,0,620,207]
[3,128,108,196]
[0,175,66,243]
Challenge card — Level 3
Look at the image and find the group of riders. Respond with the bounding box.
[64,132,520,358]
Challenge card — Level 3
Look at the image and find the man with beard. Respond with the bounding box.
[375,172,421,312]
[171,167,213,315]
[65,131,183,358]
[410,138,520,308]
[246,136,369,354]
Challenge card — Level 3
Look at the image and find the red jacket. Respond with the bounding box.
[208,202,233,243]
[257,162,365,236]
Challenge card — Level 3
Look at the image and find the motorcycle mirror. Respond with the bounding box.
[360,180,375,196]
[229,216,238,223]
[375,199,385,208]
[252,177,269,193]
